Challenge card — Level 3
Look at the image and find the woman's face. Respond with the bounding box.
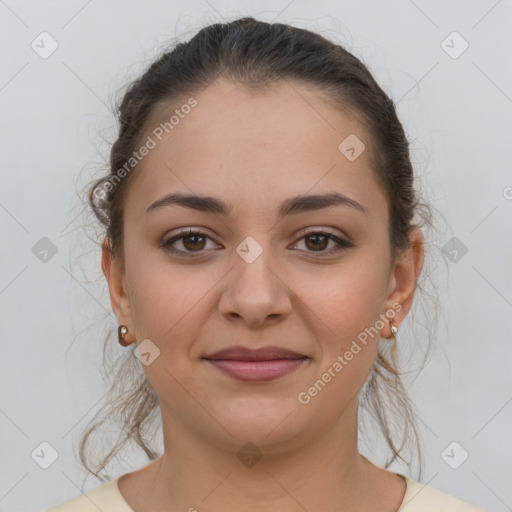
[104,78,422,453]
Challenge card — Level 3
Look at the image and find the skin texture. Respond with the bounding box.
[102,77,424,512]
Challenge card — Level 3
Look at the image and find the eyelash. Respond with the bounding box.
[160,228,353,258]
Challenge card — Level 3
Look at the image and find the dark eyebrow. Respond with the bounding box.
[145,192,368,217]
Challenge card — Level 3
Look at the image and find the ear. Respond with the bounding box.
[101,238,136,345]
[381,226,424,338]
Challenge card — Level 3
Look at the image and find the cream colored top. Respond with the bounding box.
[46,475,487,512]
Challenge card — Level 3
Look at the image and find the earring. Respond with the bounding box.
[118,324,131,346]
[388,319,399,358]
[390,319,398,337]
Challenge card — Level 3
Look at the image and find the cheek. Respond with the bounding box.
[297,283,382,409]
[294,258,388,388]
[125,242,213,349]
[126,263,212,411]
[131,271,208,344]
[298,259,388,337]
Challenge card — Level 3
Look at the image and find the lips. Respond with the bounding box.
[204,346,307,361]
[203,346,309,382]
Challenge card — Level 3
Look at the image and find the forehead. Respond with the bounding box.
[124,77,384,221]
[157,78,364,156]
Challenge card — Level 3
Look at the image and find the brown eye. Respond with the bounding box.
[304,233,329,251]
[182,233,207,251]
[161,229,217,256]
[294,231,352,255]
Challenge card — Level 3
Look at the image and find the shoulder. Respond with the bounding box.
[400,477,487,512]
[45,477,132,512]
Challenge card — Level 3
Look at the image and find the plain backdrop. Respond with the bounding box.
[1,1,511,511]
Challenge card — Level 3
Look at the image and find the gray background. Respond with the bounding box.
[1,1,511,511]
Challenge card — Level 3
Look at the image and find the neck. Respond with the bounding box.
[119,400,405,512]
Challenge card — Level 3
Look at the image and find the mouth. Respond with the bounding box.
[202,346,310,382]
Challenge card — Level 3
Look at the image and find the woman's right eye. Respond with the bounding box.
[161,229,218,256]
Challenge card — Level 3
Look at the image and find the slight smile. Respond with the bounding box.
[202,346,311,382]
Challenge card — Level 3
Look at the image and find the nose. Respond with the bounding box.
[218,247,292,328]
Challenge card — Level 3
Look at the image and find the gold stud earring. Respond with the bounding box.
[118,325,130,346]
[388,319,399,359]
[390,319,398,337]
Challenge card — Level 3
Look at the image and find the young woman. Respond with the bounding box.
[47,17,485,512]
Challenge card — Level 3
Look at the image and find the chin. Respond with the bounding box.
[211,400,305,447]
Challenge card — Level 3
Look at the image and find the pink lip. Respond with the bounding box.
[203,345,309,382]
[206,358,308,382]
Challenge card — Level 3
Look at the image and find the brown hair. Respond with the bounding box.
[79,16,439,483]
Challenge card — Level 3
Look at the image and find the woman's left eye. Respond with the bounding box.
[160,229,352,257]
[292,231,352,254]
